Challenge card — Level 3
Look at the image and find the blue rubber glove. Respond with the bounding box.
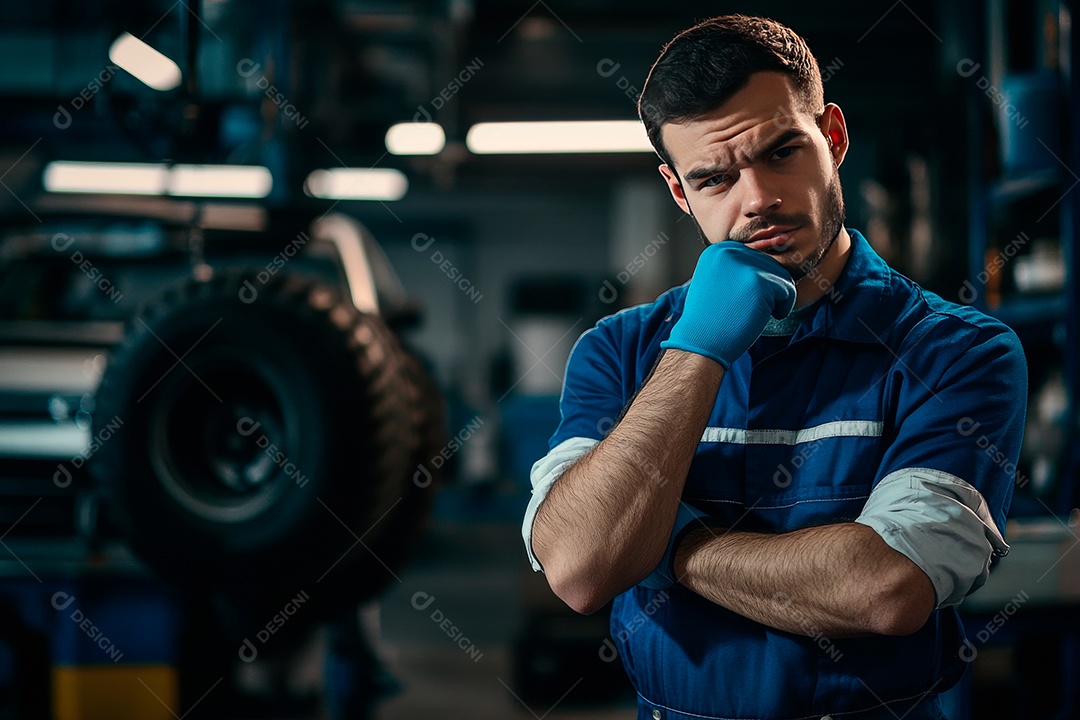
[639,502,714,590]
[660,241,797,368]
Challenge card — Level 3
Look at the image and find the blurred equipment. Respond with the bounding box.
[0,200,444,719]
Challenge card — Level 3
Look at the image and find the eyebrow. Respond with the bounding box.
[682,128,811,183]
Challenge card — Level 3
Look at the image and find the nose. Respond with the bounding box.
[738,169,782,217]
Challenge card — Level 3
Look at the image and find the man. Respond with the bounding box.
[521,14,1027,720]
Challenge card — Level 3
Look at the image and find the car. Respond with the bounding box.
[0,196,444,718]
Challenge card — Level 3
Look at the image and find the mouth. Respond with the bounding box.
[742,226,800,251]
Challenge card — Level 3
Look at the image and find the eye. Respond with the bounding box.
[770,145,797,161]
[701,174,732,190]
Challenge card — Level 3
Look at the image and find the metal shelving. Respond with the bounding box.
[965,0,1076,515]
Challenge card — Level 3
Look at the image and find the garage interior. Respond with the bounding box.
[0,0,1077,718]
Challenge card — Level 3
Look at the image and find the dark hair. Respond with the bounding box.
[639,15,824,169]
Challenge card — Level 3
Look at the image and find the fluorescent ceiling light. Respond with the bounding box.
[304,168,408,201]
[43,161,273,198]
[169,165,272,198]
[109,32,182,91]
[43,162,167,195]
[466,120,653,154]
[386,123,446,155]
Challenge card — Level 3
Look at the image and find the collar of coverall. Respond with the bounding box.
[772,227,893,346]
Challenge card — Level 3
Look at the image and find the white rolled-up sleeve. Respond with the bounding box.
[855,467,1010,608]
[522,436,599,573]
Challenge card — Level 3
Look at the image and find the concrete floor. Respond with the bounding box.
[374,508,637,720]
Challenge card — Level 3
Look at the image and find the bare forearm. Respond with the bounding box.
[532,350,723,613]
[673,522,935,636]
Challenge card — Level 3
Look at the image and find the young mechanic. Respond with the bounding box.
[522,14,1027,720]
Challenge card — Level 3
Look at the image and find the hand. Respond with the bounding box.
[639,502,714,590]
[661,241,796,368]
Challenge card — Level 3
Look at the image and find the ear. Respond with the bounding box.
[819,103,849,168]
[658,164,692,215]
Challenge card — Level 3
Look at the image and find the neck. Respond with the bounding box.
[793,227,852,309]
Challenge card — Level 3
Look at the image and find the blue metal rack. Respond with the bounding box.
[954,1,1080,718]
[964,0,1077,516]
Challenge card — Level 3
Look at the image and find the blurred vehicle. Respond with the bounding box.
[0,197,443,719]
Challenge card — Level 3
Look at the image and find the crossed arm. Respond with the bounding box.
[531,348,935,636]
[674,522,934,637]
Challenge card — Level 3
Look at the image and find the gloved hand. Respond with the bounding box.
[661,241,797,368]
[639,502,714,590]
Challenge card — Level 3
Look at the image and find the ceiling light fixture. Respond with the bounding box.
[108,32,182,91]
[385,123,446,155]
[466,120,653,154]
[303,168,409,201]
[43,161,273,198]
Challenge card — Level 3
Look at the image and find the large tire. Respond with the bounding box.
[90,270,428,603]
[358,352,445,582]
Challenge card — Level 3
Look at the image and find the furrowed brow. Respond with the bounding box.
[753,129,810,163]
[681,129,811,183]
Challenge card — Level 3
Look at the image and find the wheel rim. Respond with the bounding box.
[147,350,297,524]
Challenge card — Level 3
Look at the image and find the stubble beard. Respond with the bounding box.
[789,170,846,282]
[688,168,847,282]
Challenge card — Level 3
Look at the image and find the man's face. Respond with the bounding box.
[658,71,848,281]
